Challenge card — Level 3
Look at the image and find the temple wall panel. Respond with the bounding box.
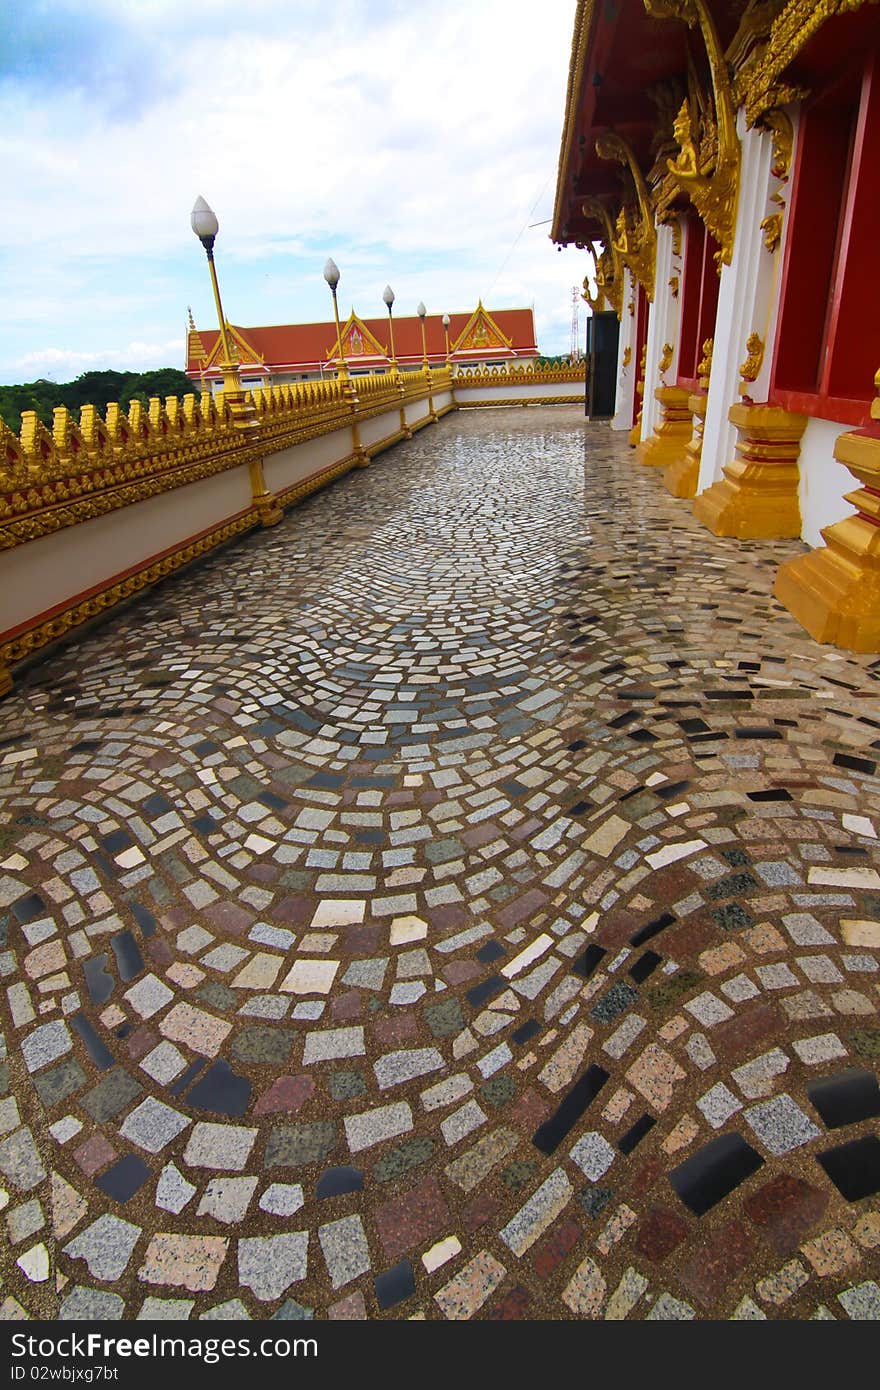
[699,109,800,492]
[611,269,636,431]
[797,417,858,549]
[641,221,682,440]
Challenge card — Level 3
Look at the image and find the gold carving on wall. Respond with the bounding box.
[622,346,632,369]
[739,332,766,398]
[659,342,674,379]
[582,197,625,318]
[594,133,657,299]
[644,0,741,266]
[698,336,714,382]
[760,212,783,252]
[669,274,680,298]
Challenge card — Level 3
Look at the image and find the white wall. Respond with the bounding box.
[641,219,683,439]
[798,416,857,547]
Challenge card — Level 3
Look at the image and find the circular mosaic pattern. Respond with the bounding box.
[0,407,878,1321]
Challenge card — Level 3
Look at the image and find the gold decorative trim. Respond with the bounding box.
[551,0,599,242]
[735,0,877,128]
[458,396,585,408]
[582,197,625,319]
[595,132,657,299]
[645,0,741,266]
[1,514,257,667]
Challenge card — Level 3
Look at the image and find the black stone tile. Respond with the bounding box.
[654,780,691,801]
[532,1064,609,1155]
[466,975,506,1008]
[618,1114,655,1154]
[110,931,144,982]
[734,727,783,741]
[70,1012,114,1071]
[833,752,877,776]
[807,1069,880,1130]
[129,902,156,937]
[571,944,607,979]
[589,981,637,1024]
[577,1186,613,1218]
[816,1135,880,1201]
[629,951,662,984]
[101,829,134,855]
[668,1133,764,1216]
[476,940,506,964]
[94,1154,151,1203]
[512,1018,541,1047]
[375,1260,415,1311]
[170,1059,207,1096]
[630,912,675,948]
[568,799,591,816]
[746,788,793,802]
[187,1059,252,1116]
[83,954,114,1005]
[11,894,46,924]
[316,1165,364,1199]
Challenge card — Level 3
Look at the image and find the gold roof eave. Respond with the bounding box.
[551,0,599,244]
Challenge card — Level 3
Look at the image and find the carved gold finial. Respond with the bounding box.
[659,342,674,379]
[760,213,783,254]
[763,108,794,181]
[645,0,741,266]
[739,332,765,399]
[622,346,632,369]
[697,336,714,383]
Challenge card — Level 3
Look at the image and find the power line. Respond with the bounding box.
[485,176,551,298]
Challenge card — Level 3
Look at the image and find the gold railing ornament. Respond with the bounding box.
[581,197,624,318]
[697,336,714,384]
[644,0,741,266]
[739,332,765,400]
[593,135,657,300]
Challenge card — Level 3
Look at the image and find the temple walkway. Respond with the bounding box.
[1,406,879,1321]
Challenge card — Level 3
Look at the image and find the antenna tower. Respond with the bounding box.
[569,286,581,361]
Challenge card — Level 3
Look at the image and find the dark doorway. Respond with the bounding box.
[586,311,620,417]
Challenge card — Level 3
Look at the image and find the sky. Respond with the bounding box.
[0,0,594,387]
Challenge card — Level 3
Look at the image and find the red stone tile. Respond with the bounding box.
[427,905,469,932]
[462,1192,500,1231]
[160,906,190,930]
[146,937,173,968]
[509,818,543,844]
[742,1174,829,1256]
[375,1176,450,1261]
[253,1074,314,1116]
[126,1025,159,1061]
[487,1285,532,1319]
[531,1218,582,1278]
[330,990,363,1020]
[508,1086,551,1130]
[373,1014,418,1047]
[632,1156,664,1195]
[712,1002,780,1061]
[665,918,715,959]
[203,901,253,936]
[345,926,380,954]
[73,1134,116,1176]
[442,960,482,986]
[677,1219,756,1310]
[461,824,500,849]
[496,889,548,930]
[274,894,314,925]
[597,907,641,949]
[635,1205,689,1261]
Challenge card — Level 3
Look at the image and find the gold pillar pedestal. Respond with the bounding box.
[664,390,707,498]
[636,386,693,467]
[692,401,807,539]
[773,426,880,652]
[248,458,283,527]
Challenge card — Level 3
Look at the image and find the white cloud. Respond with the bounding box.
[0,0,592,383]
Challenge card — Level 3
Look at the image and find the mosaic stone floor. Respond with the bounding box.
[0,406,879,1322]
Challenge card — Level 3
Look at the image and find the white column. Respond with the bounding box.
[698,108,799,490]
[611,268,636,430]
[640,217,684,439]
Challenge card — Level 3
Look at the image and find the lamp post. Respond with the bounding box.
[324,258,349,382]
[442,312,451,365]
[190,196,244,400]
[190,196,281,525]
[383,284,398,374]
[417,301,429,367]
[417,301,438,423]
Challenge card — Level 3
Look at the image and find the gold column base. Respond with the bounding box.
[248,459,283,527]
[0,665,13,699]
[692,401,807,539]
[636,387,692,467]
[664,390,707,498]
[353,451,371,469]
[256,501,284,527]
[773,426,880,652]
[628,419,641,448]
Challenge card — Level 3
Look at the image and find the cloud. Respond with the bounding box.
[0,0,592,384]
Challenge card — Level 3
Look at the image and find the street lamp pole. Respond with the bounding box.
[324,259,350,382]
[190,195,281,525]
[442,312,451,365]
[417,301,438,423]
[383,284,411,440]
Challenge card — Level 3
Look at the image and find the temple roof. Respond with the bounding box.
[185,306,538,376]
